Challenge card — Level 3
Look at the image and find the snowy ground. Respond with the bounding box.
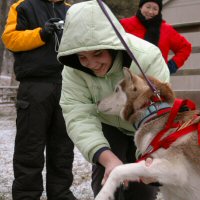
[0,104,163,200]
[0,104,93,200]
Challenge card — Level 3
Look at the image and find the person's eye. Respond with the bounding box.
[78,55,85,60]
[94,50,103,56]
[79,57,86,63]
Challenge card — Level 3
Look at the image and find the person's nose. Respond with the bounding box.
[87,58,97,69]
[149,9,154,14]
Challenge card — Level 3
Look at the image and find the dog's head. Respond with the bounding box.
[98,67,175,122]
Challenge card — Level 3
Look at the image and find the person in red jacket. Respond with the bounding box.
[120,0,192,74]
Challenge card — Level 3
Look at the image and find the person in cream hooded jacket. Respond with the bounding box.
[58,0,169,199]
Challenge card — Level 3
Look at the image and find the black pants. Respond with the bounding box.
[12,81,75,200]
[92,123,158,200]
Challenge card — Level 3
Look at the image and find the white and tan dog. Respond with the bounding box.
[96,67,200,200]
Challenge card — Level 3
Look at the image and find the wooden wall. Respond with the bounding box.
[163,0,200,107]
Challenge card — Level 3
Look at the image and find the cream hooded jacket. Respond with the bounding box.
[58,0,170,163]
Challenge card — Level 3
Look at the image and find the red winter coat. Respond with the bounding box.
[120,16,192,68]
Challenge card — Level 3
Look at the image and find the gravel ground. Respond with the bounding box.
[0,105,163,200]
[0,105,93,200]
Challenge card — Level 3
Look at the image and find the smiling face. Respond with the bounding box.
[140,2,159,20]
[77,50,113,77]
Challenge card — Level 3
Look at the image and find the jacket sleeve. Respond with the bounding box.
[120,18,130,31]
[147,46,170,83]
[1,1,45,52]
[120,17,136,35]
[168,25,192,68]
[60,67,110,163]
[129,37,170,83]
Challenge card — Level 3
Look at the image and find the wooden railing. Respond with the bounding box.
[172,68,200,108]
[172,69,200,76]
[170,20,200,109]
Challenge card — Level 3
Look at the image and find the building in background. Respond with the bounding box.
[163,0,200,105]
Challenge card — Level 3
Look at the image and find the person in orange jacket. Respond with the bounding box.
[120,0,192,74]
[2,0,77,199]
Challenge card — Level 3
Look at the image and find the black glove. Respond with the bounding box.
[40,18,61,42]
[168,59,178,74]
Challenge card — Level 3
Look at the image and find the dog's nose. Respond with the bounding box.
[97,101,100,106]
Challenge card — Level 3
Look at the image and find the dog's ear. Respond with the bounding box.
[123,67,137,84]
[123,67,132,83]
[147,76,175,103]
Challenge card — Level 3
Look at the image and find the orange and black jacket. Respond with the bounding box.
[2,0,70,82]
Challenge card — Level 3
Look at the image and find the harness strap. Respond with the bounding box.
[137,99,199,162]
[138,123,199,162]
[165,99,196,129]
[160,123,198,149]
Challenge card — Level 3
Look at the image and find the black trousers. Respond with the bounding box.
[12,81,75,200]
[92,123,158,200]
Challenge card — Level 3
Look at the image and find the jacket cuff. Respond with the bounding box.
[92,147,110,164]
[168,59,178,74]
[40,29,51,42]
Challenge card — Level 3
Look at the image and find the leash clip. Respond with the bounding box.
[154,90,162,102]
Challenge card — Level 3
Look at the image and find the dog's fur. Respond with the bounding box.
[96,68,200,200]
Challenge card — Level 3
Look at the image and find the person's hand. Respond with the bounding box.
[168,59,178,74]
[101,158,123,186]
[40,18,61,42]
[98,150,124,185]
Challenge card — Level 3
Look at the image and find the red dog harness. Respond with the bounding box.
[138,98,200,162]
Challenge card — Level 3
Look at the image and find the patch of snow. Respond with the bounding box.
[0,106,93,200]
